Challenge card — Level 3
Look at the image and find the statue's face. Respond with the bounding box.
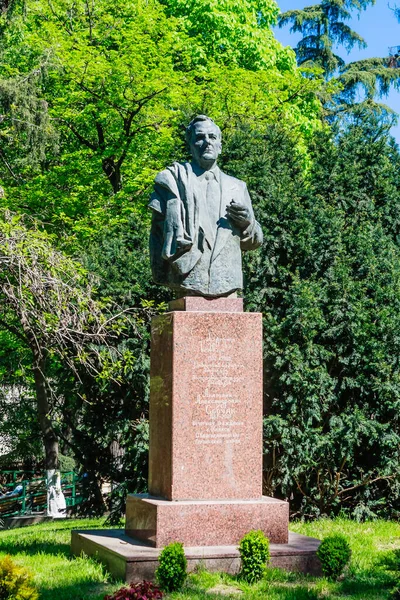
[189,120,222,168]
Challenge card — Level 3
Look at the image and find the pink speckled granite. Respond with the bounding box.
[125,495,289,546]
[148,310,263,501]
[168,296,243,312]
[123,304,290,550]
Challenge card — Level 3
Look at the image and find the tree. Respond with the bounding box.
[279,0,371,76]
[0,211,123,474]
[221,118,400,518]
[161,0,291,71]
[279,1,400,116]
[0,0,323,243]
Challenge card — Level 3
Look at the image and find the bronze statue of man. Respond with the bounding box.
[149,115,263,297]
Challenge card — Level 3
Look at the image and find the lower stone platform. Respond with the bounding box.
[125,494,289,547]
[71,529,321,582]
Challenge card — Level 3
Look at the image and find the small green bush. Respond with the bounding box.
[317,534,351,580]
[238,530,270,583]
[156,542,187,592]
[0,555,38,600]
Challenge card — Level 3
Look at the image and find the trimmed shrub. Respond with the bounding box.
[156,542,187,592]
[239,530,270,583]
[104,580,163,600]
[0,555,38,600]
[317,534,351,580]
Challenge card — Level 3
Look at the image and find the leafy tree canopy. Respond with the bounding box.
[161,0,293,71]
[0,0,323,246]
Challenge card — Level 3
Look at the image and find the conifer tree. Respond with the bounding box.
[279,0,372,77]
[279,1,399,114]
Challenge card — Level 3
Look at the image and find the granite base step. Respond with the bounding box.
[126,494,289,547]
[71,529,321,582]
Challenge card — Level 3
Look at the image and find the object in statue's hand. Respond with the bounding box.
[226,200,252,230]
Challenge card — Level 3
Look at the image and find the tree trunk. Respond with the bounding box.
[32,356,59,470]
[102,157,122,193]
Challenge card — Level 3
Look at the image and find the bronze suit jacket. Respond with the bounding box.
[149,161,263,297]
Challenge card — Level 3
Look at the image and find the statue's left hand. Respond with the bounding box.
[226,201,252,230]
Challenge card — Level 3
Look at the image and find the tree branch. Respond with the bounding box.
[60,120,98,151]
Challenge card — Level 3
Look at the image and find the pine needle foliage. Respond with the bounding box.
[280,1,400,120]
[279,1,373,77]
[222,118,400,518]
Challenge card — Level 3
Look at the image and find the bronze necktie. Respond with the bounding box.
[205,172,220,245]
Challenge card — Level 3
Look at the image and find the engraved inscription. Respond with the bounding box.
[191,334,245,445]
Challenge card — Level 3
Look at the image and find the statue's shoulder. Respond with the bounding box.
[155,161,191,185]
[219,169,247,189]
[150,162,192,213]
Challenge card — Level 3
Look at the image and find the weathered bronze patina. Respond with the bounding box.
[149,115,263,297]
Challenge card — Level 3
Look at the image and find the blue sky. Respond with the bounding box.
[274,1,400,139]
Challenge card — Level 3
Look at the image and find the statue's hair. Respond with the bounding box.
[186,115,221,144]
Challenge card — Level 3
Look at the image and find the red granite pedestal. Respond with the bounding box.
[71,298,320,580]
[125,297,289,547]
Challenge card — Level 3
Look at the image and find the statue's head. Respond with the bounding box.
[186,115,222,170]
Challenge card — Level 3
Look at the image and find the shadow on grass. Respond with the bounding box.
[0,519,112,559]
[338,567,397,598]
[0,536,70,558]
[0,521,125,600]
[177,584,321,600]
[184,573,322,600]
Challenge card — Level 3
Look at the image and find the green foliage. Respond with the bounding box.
[222,116,400,518]
[339,58,400,100]
[279,0,372,76]
[317,534,351,580]
[0,72,56,179]
[156,542,187,592]
[161,0,292,71]
[238,530,270,583]
[58,454,75,472]
[0,385,43,467]
[279,1,399,121]
[0,555,38,600]
[0,0,322,244]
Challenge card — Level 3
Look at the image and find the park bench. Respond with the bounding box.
[0,471,82,518]
[0,495,22,517]
[26,482,47,512]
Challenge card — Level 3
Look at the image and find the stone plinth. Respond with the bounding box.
[124,299,290,549]
[168,296,243,312]
[71,530,321,582]
[72,298,300,576]
[147,309,263,501]
[125,495,289,547]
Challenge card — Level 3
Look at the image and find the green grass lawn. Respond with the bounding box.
[0,518,399,599]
